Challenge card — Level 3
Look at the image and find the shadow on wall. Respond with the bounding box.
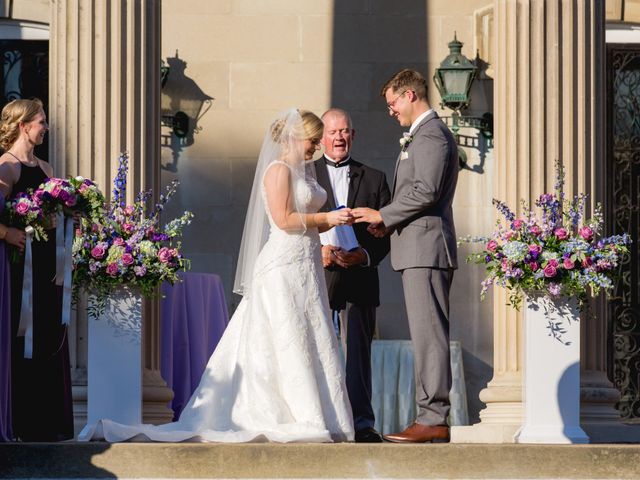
[329,0,429,341]
[161,51,214,173]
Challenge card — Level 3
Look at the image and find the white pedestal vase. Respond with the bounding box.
[514,294,589,444]
[78,288,142,441]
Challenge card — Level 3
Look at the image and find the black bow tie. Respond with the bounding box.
[324,157,351,168]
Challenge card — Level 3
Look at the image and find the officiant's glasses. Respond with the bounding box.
[386,90,408,112]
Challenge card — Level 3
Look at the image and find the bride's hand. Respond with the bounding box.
[326,208,353,227]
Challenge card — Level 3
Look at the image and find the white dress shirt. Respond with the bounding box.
[324,154,350,207]
[409,108,435,135]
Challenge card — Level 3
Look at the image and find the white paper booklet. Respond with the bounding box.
[319,224,359,251]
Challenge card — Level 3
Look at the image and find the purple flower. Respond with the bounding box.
[548,283,561,296]
[134,265,147,276]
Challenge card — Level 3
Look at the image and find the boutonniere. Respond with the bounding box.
[399,132,413,160]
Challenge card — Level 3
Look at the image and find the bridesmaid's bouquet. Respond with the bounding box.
[4,176,105,242]
[72,153,193,313]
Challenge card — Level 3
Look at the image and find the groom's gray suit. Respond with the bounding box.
[379,110,458,426]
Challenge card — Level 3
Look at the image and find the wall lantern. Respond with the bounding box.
[160,56,213,139]
[433,33,492,141]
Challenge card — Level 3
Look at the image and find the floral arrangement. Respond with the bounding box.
[72,153,193,311]
[4,176,105,242]
[465,161,631,310]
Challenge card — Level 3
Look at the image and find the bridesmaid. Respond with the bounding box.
[0,98,73,441]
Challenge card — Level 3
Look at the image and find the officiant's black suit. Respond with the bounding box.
[314,156,391,431]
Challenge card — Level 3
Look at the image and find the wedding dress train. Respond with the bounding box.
[96,167,354,443]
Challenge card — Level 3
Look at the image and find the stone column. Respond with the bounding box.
[453,0,619,443]
[50,0,173,434]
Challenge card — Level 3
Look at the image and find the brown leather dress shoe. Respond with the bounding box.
[383,423,449,443]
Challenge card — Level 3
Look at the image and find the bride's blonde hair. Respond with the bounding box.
[270,109,323,144]
[0,98,44,151]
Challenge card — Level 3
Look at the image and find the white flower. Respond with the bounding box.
[399,132,413,148]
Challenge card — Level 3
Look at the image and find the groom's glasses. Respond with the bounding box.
[386,90,408,112]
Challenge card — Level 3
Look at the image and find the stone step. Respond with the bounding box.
[2,443,640,479]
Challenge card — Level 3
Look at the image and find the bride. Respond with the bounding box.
[96,109,355,443]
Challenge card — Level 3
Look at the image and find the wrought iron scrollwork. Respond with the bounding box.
[0,39,49,160]
[608,47,640,419]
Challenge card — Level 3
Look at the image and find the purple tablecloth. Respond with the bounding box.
[161,272,230,420]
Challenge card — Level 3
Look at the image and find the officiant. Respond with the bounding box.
[314,108,391,443]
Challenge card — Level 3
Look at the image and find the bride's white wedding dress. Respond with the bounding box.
[96,165,355,443]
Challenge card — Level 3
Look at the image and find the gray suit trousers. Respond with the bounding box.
[401,267,453,426]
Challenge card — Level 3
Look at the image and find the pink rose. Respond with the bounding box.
[15,202,29,215]
[91,245,106,259]
[504,231,515,240]
[50,185,62,197]
[530,262,539,272]
[113,237,125,246]
[121,253,134,265]
[554,228,568,240]
[543,264,557,277]
[124,205,135,216]
[158,247,173,263]
[106,263,119,276]
[582,257,593,268]
[528,244,542,255]
[122,223,134,234]
[547,258,559,268]
[529,225,542,236]
[512,219,524,230]
[563,258,575,270]
[487,240,498,252]
[579,226,594,241]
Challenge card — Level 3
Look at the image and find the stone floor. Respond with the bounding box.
[2,442,640,479]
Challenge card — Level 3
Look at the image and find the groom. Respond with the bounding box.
[315,108,391,443]
[352,69,459,443]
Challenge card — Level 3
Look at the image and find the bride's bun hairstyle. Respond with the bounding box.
[0,98,44,151]
[270,109,323,146]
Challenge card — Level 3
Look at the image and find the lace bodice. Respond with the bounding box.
[262,163,327,233]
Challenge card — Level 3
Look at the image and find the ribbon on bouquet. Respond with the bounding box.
[55,212,74,326]
[17,226,34,359]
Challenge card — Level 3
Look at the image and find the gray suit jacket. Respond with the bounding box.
[380,111,459,271]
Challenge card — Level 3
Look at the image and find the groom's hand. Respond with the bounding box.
[367,222,390,238]
[352,207,383,225]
